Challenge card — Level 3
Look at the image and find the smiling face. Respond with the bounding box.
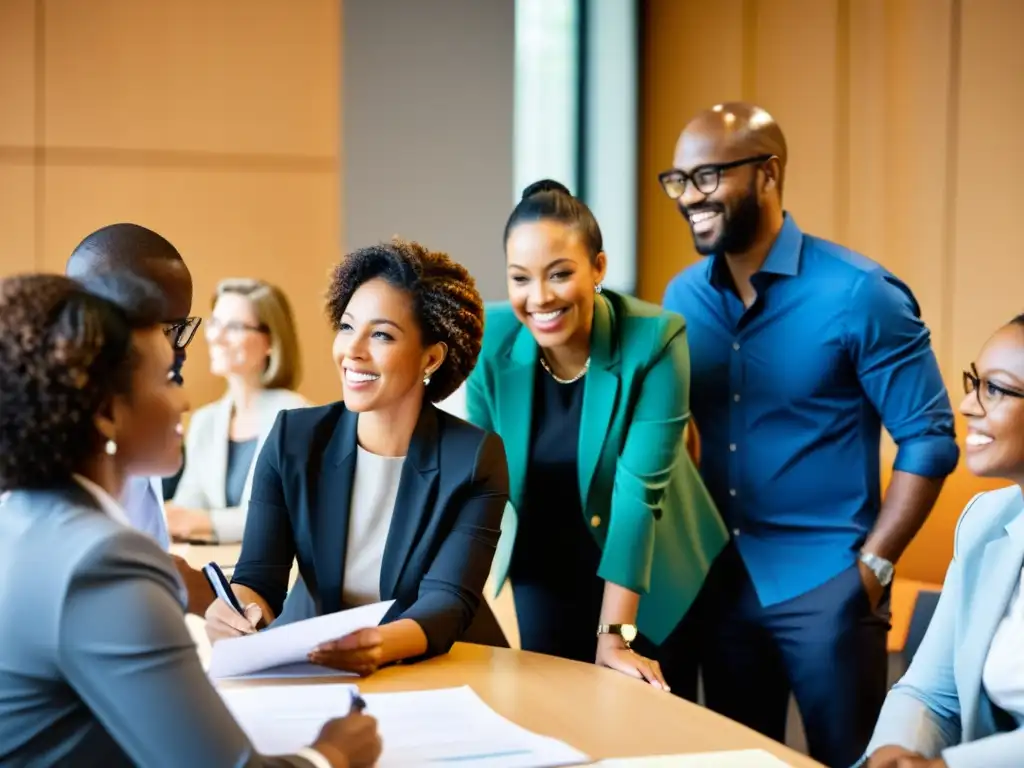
[206,292,270,381]
[104,326,190,478]
[331,278,445,414]
[505,220,606,350]
[959,323,1024,483]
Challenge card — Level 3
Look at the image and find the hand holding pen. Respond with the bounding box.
[313,690,380,768]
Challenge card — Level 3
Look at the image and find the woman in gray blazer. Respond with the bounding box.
[167,278,309,543]
[0,274,379,768]
[864,313,1024,768]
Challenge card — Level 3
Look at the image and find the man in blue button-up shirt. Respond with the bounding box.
[661,103,958,768]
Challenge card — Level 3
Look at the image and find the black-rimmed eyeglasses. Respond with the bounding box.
[163,316,202,350]
[658,154,775,199]
[963,363,1024,413]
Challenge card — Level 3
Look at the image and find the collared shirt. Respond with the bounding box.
[119,475,171,550]
[73,473,132,526]
[663,214,958,606]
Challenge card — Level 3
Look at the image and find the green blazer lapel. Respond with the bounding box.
[578,295,620,507]
[495,326,538,506]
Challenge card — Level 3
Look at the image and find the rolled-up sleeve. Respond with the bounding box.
[848,271,959,478]
[599,317,690,594]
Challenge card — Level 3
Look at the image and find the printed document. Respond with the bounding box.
[219,684,590,767]
[208,600,394,679]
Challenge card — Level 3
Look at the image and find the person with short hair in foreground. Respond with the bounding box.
[205,239,509,675]
[864,314,1024,768]
[0,274,379,768]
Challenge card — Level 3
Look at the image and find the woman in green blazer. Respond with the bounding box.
[465,179,728,699]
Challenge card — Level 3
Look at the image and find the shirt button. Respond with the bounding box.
[590,515,601,528]
[733,394,741,402]
[732,528,741,537]
[732,342,741,351]
[729,443,737,452]
[729,489,737,497]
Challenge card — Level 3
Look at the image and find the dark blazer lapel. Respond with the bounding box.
[315,406,359,615]
[379,405,440,600]
[578,295,620,506]
[494,325,537,507]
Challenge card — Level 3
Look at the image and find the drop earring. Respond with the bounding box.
[105,439,118,456]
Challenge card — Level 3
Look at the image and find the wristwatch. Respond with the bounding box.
[596,623,638,648]
[859,551,894,587]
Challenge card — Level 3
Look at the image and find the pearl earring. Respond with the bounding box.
[105,439,118,456]
[423,372,432,386]
[595,282,604,294]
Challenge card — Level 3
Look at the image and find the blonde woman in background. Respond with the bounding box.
[166,278,308,543]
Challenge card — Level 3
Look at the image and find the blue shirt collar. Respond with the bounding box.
[706,212,803,288]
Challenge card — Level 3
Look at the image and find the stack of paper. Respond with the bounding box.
[208,600,394,679]
[597,751,793,767]
[219,684,590,768]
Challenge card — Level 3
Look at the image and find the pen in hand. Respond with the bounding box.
[350,689,367,713]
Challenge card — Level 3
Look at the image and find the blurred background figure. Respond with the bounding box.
[166,278,308,544]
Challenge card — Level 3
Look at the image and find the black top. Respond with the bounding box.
[510,363,601,591]
[230,402,510,659]
[225,438,258,508]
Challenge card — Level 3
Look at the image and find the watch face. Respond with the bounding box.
[621,624,638,643]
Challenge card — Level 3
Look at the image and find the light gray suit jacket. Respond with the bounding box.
[0,485,318,768]
[172,388,309,542]
[864,485,1024,768]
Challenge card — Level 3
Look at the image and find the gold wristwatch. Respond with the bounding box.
[596,623,638,648]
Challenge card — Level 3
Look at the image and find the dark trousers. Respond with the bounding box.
[512,580,703,702]
[698,546,890,768]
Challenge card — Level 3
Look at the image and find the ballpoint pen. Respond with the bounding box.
[350,689,367,713]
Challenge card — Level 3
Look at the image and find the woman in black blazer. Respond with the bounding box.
[205,239,509,674]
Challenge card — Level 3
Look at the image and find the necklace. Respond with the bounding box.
[539,354,591,384]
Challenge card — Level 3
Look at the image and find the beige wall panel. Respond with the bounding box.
[41,165,342,409]
[753,0,840,242]
[0,166,36,276]
[43,0,340,157]
[0,0,36,147]
[637,0,746,302]
[951,0,1024,370]
[880,0,955,349]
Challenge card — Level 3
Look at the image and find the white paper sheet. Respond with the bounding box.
[597,751,793,767]
[208,600,394,679]
[219,684,590,768]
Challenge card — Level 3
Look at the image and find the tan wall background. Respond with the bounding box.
[0,0,342,410]
[640,0,1024,584]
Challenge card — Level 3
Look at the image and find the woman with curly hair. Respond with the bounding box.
[205,238,509,674]
[0,274,380,768]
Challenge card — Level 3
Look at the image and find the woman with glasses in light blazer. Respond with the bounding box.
[166,278,308,543]
[864,313,1024,768]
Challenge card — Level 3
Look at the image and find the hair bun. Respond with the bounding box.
[521,179,572,200]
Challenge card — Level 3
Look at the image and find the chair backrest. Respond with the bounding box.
[902,589,942,664]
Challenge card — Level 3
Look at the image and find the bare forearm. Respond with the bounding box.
[377,618,428,663]
[599,581,640,625]
[864,470,945,562]
[231,584,276,624]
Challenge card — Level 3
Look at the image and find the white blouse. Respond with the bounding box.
[982,565,1024,726]
[341,446,405,607]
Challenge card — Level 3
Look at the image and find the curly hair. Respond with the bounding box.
[326,238,484,402]
[0,274,161,490]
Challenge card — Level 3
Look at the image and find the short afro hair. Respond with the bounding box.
[326,238,484,402]
[0,274,163,491]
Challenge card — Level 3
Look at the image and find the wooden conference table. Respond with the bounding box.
[222,643,824,766]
